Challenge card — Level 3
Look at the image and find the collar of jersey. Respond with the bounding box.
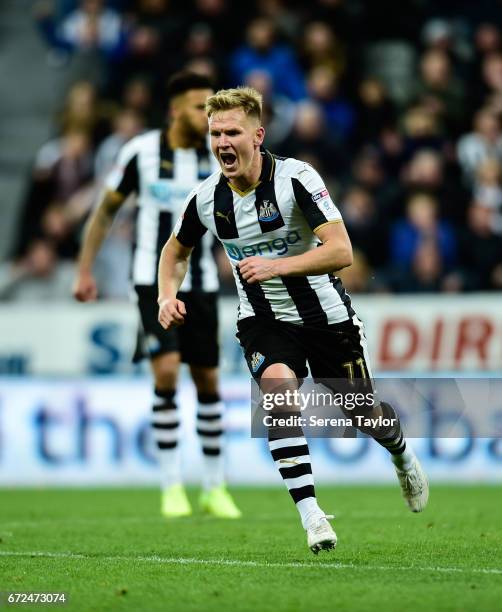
[225,149,275,197]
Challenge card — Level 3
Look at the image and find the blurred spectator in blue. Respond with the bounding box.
[35,0,128,86]
[390,193,457,273]
[307,66,356,145]
[391,239,450,293]
[457,108,502,184]
[36,0,127,57]
[230,17,307,101]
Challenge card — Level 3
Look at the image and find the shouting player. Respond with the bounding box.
[73,72,241,520]
[157,87,428,552]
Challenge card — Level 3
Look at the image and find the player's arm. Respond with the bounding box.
[157,193,207,329]
[157,235,193,329]
[239,164,352,283]
[73,140,139,301]
[73,189,126,301]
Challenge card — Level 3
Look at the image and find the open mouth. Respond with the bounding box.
[220,152,237,169]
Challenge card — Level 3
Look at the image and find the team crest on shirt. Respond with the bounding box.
[258,200,280,222]
[250,351,265,372]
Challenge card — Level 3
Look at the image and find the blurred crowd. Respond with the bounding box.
[3,0,502,299]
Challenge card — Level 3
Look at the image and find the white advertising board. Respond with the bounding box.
[1,295,502,376]
[0,377,500,485]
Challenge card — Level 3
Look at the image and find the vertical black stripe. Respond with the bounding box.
[196,147,212,179]
[214,176,239,239]
[281,276,328,326]
[117,154,139,195]
[329,275,355,317]
[155,211,172,273]
[236,267,275,318]
[176,195,207,247]
[254,182,285,233]
[292,177,328,231]
[190,242,203,290]
[159,132,174,178]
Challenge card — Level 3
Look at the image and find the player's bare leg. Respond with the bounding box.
[151,352,192,517]
[262,363,336,553]
[190,365,241,518]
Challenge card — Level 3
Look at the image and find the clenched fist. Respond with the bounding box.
[73,270,98,302]
[158,297,187,330]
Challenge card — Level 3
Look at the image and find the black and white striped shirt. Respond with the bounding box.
[105,129,220,291]
[174,150,354,325]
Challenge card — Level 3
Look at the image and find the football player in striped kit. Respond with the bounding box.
[157,87,428,553]
[73,72,241,520]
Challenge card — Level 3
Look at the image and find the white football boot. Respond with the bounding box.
[306,515,337,554]
[394,456,429,512]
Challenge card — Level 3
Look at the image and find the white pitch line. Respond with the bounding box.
[0,550,501,576]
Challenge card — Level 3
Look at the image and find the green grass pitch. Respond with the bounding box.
[0,486,501,611]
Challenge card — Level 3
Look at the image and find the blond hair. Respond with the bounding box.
[205,87,263,122]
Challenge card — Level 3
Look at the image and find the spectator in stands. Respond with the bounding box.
[93,108,144,179]
[354,77,396,148]
[14,129,94,259]
[413,49,466,137]
[457,108,502,184]
[339,185,387,266]
[456,203,502,290]
[56,80,114,145]
[36,0,127,86]
[244,70,296,148]
[306,65,356,145]
[399,149,470,222]
[276,100,344,177]
[0,239,74,301]
[230,17,307,101]
[299,21,345,77]
[390,193,457,274]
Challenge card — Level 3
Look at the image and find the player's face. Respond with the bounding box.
[178,89,213,138]
[209,109,264,180]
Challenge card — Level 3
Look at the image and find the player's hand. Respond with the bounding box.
[73,270,98,302]
[238,256,278,283]
[158,297,186,329]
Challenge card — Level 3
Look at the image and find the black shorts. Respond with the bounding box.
[133,286,219,367]
[236,315,372,381]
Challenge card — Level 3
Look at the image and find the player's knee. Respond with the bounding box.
[151,352,179,389]
[190,366,218,396]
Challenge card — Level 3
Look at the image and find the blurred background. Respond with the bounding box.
[1,0,501,487]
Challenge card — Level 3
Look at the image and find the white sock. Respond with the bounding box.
[391,445,415,471]
[152,389,182,489]
[296,497,324,530]
[196,397,225,491]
